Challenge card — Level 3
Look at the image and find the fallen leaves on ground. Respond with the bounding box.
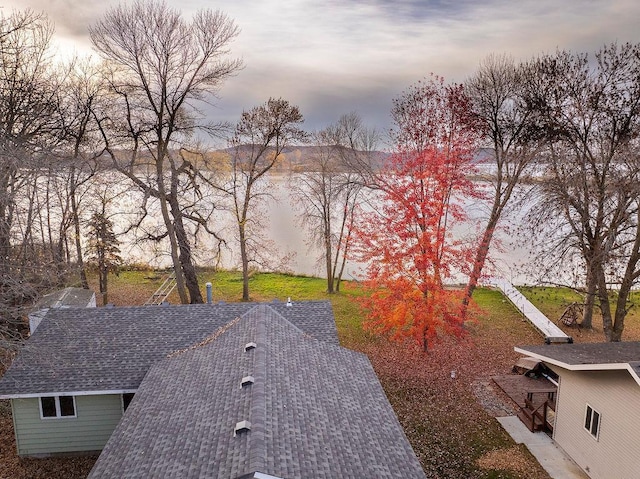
[347,304,553,479]
[476,445,543,478]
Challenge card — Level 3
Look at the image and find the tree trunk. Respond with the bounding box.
[154,147,188,304]
[581,267,597,329]
[239,220,250,301]
[596,266,614,341]
[610,215,640,341]
[170,200,203,304]
[99,267,108,305]
[463,218,497,314]
[325,229,334,293]
[612,288,629,342]
[70,179,89,289]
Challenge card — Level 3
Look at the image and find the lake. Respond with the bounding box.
[107,172,545,286]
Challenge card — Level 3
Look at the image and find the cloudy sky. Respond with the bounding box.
[5,0,640,138]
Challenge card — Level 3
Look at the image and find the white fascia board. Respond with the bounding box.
[515,346,628,370]
[0,388,138,400]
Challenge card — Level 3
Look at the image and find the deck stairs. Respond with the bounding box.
[144,272,177,305]
[518,398,554,434]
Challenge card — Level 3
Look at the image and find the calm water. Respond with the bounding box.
[109,173,543,285]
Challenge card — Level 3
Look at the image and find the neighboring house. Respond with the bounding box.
[28,287,96,334]
[0,301,426,478]
[515,342,640,479]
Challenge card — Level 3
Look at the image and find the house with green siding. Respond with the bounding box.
[0,301,427,478]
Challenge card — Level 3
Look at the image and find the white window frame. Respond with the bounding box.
[39,395,77,420]
[584,404,600,440]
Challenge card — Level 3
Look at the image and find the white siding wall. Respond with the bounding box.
[11,394,123,456]
[552,368,640,479]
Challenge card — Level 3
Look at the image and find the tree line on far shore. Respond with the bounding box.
[1,2,640,353]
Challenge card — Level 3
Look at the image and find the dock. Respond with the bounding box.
[488,278,571,343]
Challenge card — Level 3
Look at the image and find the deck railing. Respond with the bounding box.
[518,397,555,433]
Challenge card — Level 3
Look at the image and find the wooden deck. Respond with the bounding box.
[492,374,557,409]
[493,374,557,433]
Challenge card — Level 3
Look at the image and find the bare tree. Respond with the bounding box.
[524,43,640,339]
[0,10,62,349]
[462,54,541,311]
[206,98,305,301]
[90,0,242,303]
[292,113,377,293]
[48,58,109,288]
[0,10,57,272]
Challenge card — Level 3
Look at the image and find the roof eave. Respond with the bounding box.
[515,346,640,387]
[0,388,138,400]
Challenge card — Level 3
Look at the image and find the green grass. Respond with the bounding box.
[99,269,370,347]
[517,286,584,321]
[198,270,369,347]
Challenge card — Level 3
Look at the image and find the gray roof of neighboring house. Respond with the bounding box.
[515,341,640,386]
[32,287,96,309]
[88,305,426,479]
[0,301,338,398]
[517,341,640,366]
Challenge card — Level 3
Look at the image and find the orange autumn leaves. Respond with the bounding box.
[353,75,482,351]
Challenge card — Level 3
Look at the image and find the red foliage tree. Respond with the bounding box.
[354,75,481,351]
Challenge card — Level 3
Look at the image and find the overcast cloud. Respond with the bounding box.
[5,0,640,138]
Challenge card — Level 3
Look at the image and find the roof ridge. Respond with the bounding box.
[246,305,268,474]
[166,316,242,358]
[254,303,310,337]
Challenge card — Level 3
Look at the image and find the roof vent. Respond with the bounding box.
[241,375,255,388]
[234,420,251,436]
[244,342,257,351]
[286,297,292,307]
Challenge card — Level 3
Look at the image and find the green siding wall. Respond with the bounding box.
[12,394,123,456]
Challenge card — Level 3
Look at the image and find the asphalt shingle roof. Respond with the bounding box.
[0,301,338,397]
[88,305,426,479]
[32,287,95,309]
[518,341,640,366]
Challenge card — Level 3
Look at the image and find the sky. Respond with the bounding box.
[5,0,640,140]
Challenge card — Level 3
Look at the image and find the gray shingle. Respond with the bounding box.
[0,301,337,397]
[519,341,640,366]
[88,305,426,479]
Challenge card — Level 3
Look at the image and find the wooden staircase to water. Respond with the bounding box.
[144,272,177,305]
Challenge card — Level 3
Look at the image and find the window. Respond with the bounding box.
[122,393,135,413]
[584,404,600,439]
[40,396,76,419]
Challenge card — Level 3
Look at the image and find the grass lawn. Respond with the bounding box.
[8,270,639,478]
[518,285,640,343]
